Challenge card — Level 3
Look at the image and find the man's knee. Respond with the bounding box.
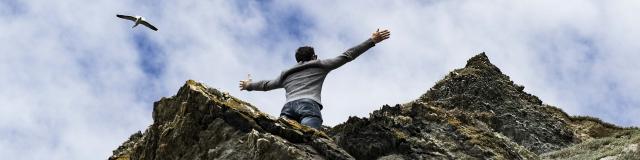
[300,116,323,129]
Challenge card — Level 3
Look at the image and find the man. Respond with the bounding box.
[239,29,391,129]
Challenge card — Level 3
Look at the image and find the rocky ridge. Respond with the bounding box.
[111,53,638,160]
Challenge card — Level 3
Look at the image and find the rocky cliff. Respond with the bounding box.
[109,80,352,160]
[110,53,639,160]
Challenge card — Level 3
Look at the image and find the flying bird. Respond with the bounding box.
[117,14,158,31]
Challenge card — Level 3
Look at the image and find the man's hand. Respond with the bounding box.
[371,28,391,43]
[239,74,252,90]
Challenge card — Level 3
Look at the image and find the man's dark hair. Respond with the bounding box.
[295,46,315,62]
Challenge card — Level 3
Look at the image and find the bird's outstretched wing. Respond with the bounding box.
[140,21,158,31]
[116,14,136,21]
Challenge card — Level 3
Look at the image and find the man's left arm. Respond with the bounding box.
[239,73,283,91]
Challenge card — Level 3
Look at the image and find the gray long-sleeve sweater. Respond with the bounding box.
[246,38,376,106]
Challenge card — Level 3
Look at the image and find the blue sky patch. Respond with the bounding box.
[133,32,165,79]
[0,0,27,16]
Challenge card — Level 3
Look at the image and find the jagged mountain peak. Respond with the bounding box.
[333,53,574,158]
[422,52,541,106]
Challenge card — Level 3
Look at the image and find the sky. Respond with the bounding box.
[1,0,639,159]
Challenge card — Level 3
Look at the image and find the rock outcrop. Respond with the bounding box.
[109,80,353,160]
[111,53,638,160]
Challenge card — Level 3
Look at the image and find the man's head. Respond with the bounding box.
[295,46,317,63]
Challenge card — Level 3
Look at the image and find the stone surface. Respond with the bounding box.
[111,53,637,160]
[541,129,640,160]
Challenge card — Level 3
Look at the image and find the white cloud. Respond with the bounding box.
[1,0,639,159]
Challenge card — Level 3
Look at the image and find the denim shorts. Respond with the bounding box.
[280,98,323,128]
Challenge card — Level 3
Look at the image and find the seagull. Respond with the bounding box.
[117,14,158,31]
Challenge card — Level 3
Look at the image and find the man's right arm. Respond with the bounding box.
[320,29,390,70]
[320,38,376,70]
